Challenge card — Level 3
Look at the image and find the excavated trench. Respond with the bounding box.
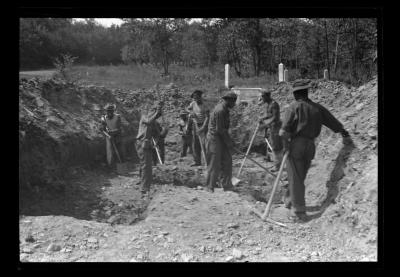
[19,78,286,227]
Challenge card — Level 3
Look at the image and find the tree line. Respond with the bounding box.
[20,18,377,84]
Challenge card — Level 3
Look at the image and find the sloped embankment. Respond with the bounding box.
[19,78,139,195]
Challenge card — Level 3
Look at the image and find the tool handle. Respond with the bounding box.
[237,122,260,177]
[193,118,208,167]
[110,140,122,163]
[152,137,163,165]
[262,151,289,219]
[103,131,111,139]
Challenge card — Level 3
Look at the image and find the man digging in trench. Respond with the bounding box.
[280,79,351,222]
[205,92,238,193]
[186,90,210,167]
[258,88,283,172]
[135,101,164,196]
[101,104,124,166]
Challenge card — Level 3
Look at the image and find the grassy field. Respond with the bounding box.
[69,64,280,94]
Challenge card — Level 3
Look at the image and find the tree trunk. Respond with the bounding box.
[334,31,340,74]
[324,20,331,79]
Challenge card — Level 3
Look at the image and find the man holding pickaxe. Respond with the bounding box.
[101,104,124,165]
[205,92,238,193]
[136,101,163,195]
[279,79,351,222]
[258,89,283,172]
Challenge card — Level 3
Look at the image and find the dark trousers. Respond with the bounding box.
[110,135,124,163]
[205,136,233,189]
[192,127,206,164]
[181,136,193,157]
[136,140,153,192]
[285,137,316,213]
[265,127,283,168]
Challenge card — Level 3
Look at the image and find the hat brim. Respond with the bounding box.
[292,84,311,92]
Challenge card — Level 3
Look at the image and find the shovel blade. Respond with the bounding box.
[232,177,242,186]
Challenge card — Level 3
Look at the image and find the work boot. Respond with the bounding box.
[223,186,238,192]
[287,211,308,223]
[204,186,214,193]
[264,155,272,162]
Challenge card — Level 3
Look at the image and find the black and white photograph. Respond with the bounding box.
[19,14,379,264]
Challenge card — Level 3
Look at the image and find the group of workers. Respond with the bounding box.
[101,79,351,223]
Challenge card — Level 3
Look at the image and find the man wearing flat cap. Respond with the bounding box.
[101,103,124,164]
[136,101,163,195]
[205,91,238,193]
[279,79,351,222]
[186,90,210,166]
[259,88,283,171]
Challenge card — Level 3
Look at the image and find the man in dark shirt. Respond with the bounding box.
[136,101,163,195]
[258,89,283,171]
[279,79,350,222]
[101,104,124,164]
[205,92,238,193]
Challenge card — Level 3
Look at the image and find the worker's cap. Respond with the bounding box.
[291,79,312,92]
[105,103,116,111]
[221,91,238,100]
[261,88,274,97]
[191,90,204,98]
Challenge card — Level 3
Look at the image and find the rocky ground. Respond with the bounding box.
[19,75,378,262]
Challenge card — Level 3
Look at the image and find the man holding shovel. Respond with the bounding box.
[136,102,163,195]
[186,90,209,167]
[280,79,351,222]
[258,89,283,172]
[101,104,124,166]
[205,92,238,193]
[152,120,169,165]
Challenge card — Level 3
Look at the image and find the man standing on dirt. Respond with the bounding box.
[136,101,163,195]
[186,90,209,167]
[178,111,193,157]
[258,89,283,172]
[279,79,351,222]
[152,120,169,165]
[101,104,124,164]
[205,92,238,193]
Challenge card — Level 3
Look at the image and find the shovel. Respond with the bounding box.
[103,131,112,166]
[250,151,289,227]
[232,147,285,186]
[237,122,260,179]
[104,131,128,175]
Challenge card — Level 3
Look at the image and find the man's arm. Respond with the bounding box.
[100,116,108,132]
[279,105,297,152]
[185,102,194,114]
[141,110,159,125]
[197,110,210,133]
[319,104,346,134]
[261,102,279,126]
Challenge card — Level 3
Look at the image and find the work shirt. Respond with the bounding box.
[136,111,160,148]
[281,98,344,140]
[101,113,121,136]
[153,120,168,144]
[207,101,233,148]
[261,100,281,130]
[187,101,209,125]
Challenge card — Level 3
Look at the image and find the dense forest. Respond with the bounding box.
[20,18,377,84]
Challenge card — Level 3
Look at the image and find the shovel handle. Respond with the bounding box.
[237,123,260,177]
[152,138,163,165]
[262,151,289,219]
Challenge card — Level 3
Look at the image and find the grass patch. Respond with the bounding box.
[70,64,280,97]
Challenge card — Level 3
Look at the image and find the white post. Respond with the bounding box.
[284,69,288,82]
[324,69,329,80]
[278,63,284,82]
[225,64,229,88]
